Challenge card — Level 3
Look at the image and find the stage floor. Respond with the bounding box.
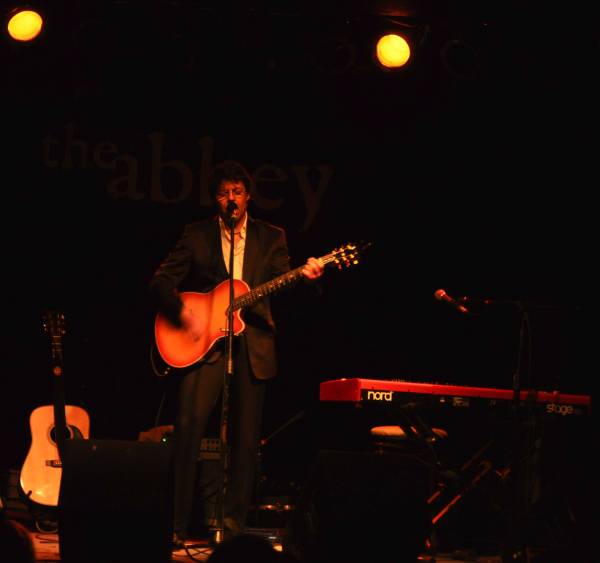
[29,529,505,563]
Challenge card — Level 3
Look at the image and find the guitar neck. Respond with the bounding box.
[44,312,69,459]
[232,250,342,311]
[233,266,306,311]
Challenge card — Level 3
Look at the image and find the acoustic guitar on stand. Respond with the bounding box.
[154,242,370,371]
[19,311,90,507]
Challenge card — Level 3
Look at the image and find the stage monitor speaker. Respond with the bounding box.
[58,439,173,563]
[283,449,433,563]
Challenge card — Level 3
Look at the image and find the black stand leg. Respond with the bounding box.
[251,410,305,528]
[503,305,535,563]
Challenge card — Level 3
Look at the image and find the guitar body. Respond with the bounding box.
[20,404,90,507]
[155,278,248,368]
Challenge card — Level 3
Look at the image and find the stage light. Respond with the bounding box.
[375,33,411,69]
[6,7,44,42]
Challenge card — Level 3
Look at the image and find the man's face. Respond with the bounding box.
[215,180,250,224]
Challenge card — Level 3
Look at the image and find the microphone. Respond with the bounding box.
[226,200,238,220]
[434,289,469,315]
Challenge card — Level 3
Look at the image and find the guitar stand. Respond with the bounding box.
[34,514,59,534]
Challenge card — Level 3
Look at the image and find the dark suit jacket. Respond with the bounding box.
[149,215,291,379]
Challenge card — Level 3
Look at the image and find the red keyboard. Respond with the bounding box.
[319,378,591,417]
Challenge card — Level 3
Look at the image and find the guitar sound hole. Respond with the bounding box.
[49,425,83,443]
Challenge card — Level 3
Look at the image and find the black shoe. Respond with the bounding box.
[172,532,186,551]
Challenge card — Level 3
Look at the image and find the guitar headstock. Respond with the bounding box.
[326,242,372,271]
[43,311,66,363]
[42,311,66,339]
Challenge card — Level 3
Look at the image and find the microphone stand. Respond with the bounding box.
[213,211,237,546]
[503,302,533,563]
[456,294,565,562]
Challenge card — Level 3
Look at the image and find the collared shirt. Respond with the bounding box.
[219,213,247,280]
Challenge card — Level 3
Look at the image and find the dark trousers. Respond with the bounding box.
[172,337,266,536]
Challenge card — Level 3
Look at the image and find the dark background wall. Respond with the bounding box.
[1,1,594,486]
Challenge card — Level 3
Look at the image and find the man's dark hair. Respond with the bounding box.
[209,161,252,198]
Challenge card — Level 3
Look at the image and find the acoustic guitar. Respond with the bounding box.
[19,311,90,507]
[154,242,369,370]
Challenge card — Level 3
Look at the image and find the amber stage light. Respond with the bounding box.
[375,33,411,69]
[6,7,44,42]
